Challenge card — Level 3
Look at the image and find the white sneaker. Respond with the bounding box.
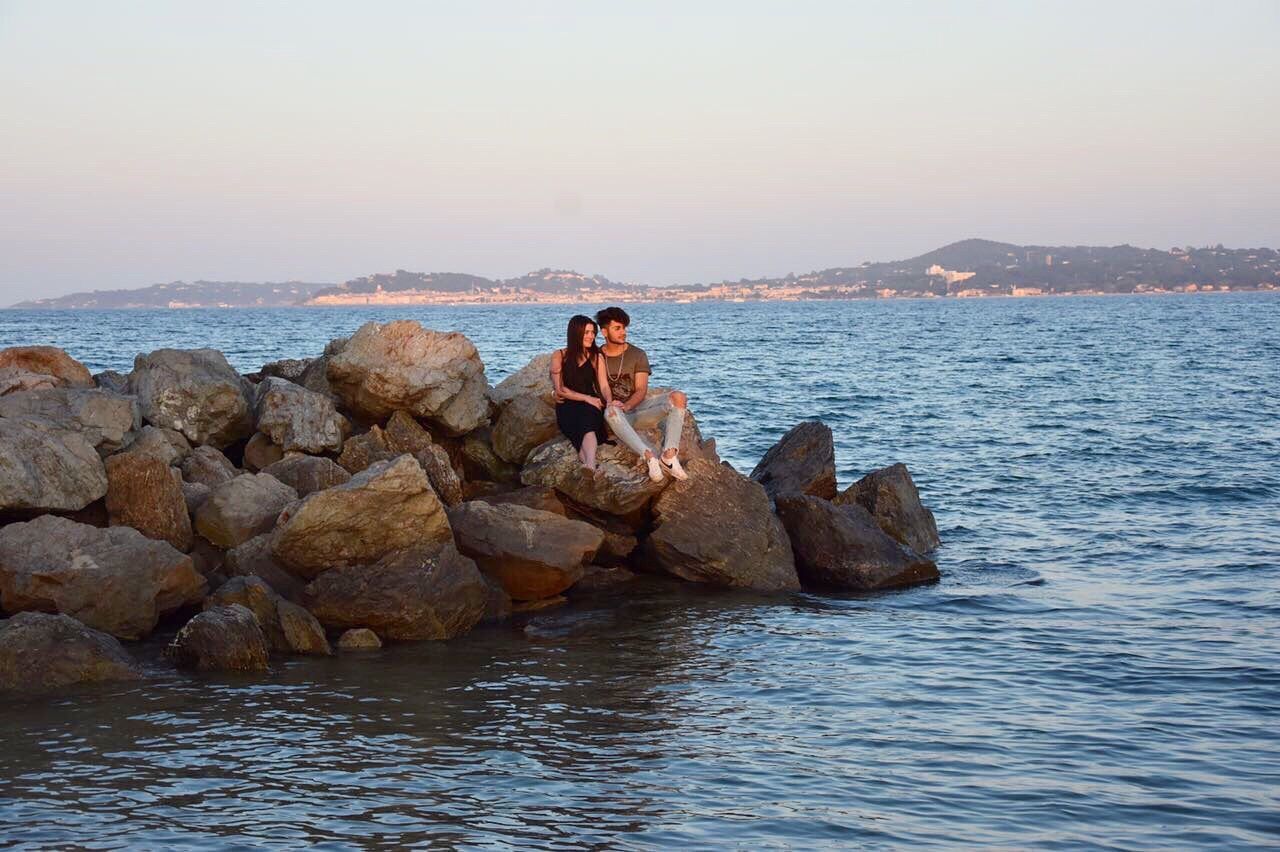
[662,455,689,481]
[646,455,664,483]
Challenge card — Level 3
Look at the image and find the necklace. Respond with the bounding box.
[605,346,626,384]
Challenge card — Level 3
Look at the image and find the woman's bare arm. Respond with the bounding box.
[550,349,599,405]
[594,353,613,406]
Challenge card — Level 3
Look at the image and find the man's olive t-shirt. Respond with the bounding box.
[601,345,650,404]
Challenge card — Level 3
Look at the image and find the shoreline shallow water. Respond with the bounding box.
[2,295,1278,847]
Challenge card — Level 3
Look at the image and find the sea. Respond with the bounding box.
[0,295,1277,849]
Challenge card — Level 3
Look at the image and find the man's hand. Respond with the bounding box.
[586,396,604,411]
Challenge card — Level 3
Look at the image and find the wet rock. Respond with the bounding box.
[0,346,94,395]
[194,473,297,548]
[337,628,381,651]
[521,438,667,516]
[0,388,140,456]
[206,576,330,655]
[447,501,602,601]
[412,446,463,507]
[259,358,312,383]
[166,604,269,672]
[383,410,434,454]
[337,426,397,474]
[224,533,305,602]
[479,574,512,623]
[105,452,193,551]
[644,459,800,591]
[302,542,487,640]
[834,463,941,554]
[180,445,239,488]
[128,348,254,448]
[123,425,192,467]
[0,418,108,512]
[513,596,567,614]
[260,454,351,497]
[242,432,284,472]
[327,320,489,435]
[253,377,348,454]
[272,455,452,579]
[775,494,939,591]
[492,394,559,465]
[0,612,142,693]
[749,421,837,501]
[489,353,554,408]
[0,515,206,639]
[569,564,637,595]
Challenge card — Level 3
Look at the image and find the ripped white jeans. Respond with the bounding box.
[604,391,685,460]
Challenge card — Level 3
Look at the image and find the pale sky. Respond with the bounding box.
[2,0,1278,302]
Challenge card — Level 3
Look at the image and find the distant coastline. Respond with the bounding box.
[11,238,1279,309]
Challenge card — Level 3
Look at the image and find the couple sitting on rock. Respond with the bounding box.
[549,306,690,481]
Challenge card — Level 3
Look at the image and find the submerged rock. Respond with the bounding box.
[166,604,269,672]
[834,462,941,554]
[302,542,487,640]
[0,418,107,512]
[0,515,206,640]
[448,501,602,601]
[644,458,799,591]
[749,421,837,501]
[0,612,143,693]
[206,576,330,655]
[128,348,254,448]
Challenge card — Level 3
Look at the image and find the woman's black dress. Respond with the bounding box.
[556,349,607,451]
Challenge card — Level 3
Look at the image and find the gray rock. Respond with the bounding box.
[128,348,254,448]
[447,501,602,601]
[521,437,667,516]
[260,454,351,497]
[195,473,297,548]
[0,515,206,639]
[93,370,131,394]
[0,417,107,512]
[775,494,939,591]
[326,320,489,435]
[253,377,348,454]
[644,458,800,591]
[180,445,238,488]
[492,394,559,464]
[0,387,140,456]
[749,421,837,501]
[272,455,452,579]
[489,353,554,408]
[123,425,192,467]
[0,612,142,693]
[166,604,269,672]
[181,480,213,514]
[303,542,487,640]
[834,463,941,554]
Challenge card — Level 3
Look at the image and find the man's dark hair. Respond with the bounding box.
[595,306,630,328]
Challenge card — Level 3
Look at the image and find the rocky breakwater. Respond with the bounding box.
[0,321,943,695]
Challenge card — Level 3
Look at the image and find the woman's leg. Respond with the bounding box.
[580,431,598,469]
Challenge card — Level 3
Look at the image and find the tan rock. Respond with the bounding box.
[195,473,297,548]
[242,432,284,472]
[180,445,238,488]
[489,353,554,407]
[166,604,269,672]
[521,437,667,516]
[0,346,93,394]
[224,533,305,602]
[337,426,397,474]
[383,410,434,454]
[105,452,193,552]
[206,576,330,655]
[337,628,381,650]
[462,427,520,483]
[123,425,192,467]
[413,446,463,507]
[260,454,351,497]
[0,387,140,456]
[492,394,558,464]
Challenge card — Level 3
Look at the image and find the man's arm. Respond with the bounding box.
[620,370,649,412]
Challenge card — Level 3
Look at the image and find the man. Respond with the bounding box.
[593,306,690,482]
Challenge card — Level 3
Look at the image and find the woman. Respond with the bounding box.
[550,314,612,470]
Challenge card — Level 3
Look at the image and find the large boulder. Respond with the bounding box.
[448,501,602,601]
[253,377,348,454]
[834,463,941,554]
[271,455,452,579]
[326,320,489,435]
[0,612,142,693]
[123,425,192,466]
[749,421,836,501]
[481,485,567,516]
[260,454,351,497]
[521,438,667,516]
[165,604,269,672]
[206,576,330,655]
[302,542,487,640]
[489,353,554,407]
[0,515,206,639]
[413,447,463,507]
[224,533,306,602]
[0,388,140,456]
[492,394,558,464]
[194,473,297,548]
[180,445,238,487]
[0,346,94,395]
[775,494,939,591]
[644,459,799,591]
[128,348,254,448]
[0,418,107,512]
[105,452,193,551]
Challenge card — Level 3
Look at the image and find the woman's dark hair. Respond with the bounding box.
[595,306,630,328]
[565,314,598,366]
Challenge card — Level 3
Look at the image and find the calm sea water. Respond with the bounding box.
[1,296,1278,849]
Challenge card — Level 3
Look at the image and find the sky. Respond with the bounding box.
[2,1,1278,302]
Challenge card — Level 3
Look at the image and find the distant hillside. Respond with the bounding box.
[11,280,330,309]
[306,268,637,302]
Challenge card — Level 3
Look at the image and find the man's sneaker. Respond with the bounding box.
[662,455,689,481]
[647,455,665,483]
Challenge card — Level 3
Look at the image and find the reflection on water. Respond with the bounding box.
[1,296,1279,847]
